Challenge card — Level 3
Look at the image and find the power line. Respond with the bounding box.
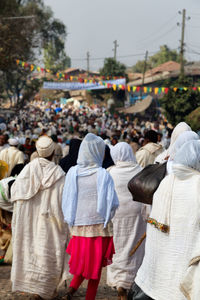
[70,51,158,62]
[1,15,35,20]
[135,13,178,45]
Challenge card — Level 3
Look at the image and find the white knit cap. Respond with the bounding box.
[36,136,55,158]
[8,138,18,146]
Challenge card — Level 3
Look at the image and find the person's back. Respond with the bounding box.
[107,142,146,298]
[62,133,119,300]
[135,140,200,300]
[0,139,24,177]
[136,130,163,167]
[10,136,69,299]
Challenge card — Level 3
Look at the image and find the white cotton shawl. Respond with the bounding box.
[155,122,191,163]
[169,131,199,160]
[110,142,137,165]
[11,157,65,201]
[107,143,146,289]
[135,140,200,300]
[62,133,119,227]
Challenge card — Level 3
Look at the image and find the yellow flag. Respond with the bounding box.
[113,84,117,91]
[127,85,131,92]
[173,87,177,92]
[144,87,147,93]
[132,86,137,92]
[154,87,159,94]
[30,65,34,71]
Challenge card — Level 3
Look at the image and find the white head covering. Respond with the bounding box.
[174,140,200,172]
[111,142,137,164]
[36,136,55,158]
[77,133,105,172]
[169,131,199,160]
[8,138,18,146]
[170,122,191,147]
[62,133,119,227]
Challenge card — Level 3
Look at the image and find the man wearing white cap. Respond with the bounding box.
[0,138,24,177]
[10,136,70,299]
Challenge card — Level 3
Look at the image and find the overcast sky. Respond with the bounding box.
[44,0,200,71]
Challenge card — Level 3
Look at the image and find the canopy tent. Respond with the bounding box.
[118,95,153,113]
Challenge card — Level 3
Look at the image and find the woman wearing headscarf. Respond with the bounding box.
[59,138,82,173]
[133,140,200,300]
[166,130,199,174]
[106,142,147,300]
[62,133,119,300]
[155,121,191,163]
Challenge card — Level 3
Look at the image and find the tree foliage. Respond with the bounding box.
[132,45,182,73]
[44,41,71,73]
[159,77,200,125]
[0,0,70,108]
[100,58,126,77]
[185,107,200,132]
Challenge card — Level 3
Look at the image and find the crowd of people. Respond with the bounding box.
[0,100,200,300]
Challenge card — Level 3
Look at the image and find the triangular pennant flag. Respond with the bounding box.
[127,85,131,92]
[161,87,165,93]
[183,87,188,91]
[173,87,177,92]
[165,88,169,94]
[144,87,147,93]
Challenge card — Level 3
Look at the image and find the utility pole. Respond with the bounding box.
[180,9,186,78]
[87,51,90,73]
[140,50,148,99]
[113,40,119,60]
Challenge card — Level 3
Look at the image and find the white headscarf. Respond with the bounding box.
[174,140,200,172]
[169,131,199,160]
[77,133,105,174]
[62,133,119,227]
[169,122,191,148]
[110,142,137,164]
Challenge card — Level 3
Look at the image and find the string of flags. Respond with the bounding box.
[16,59,200,94]
[16,59,124,81]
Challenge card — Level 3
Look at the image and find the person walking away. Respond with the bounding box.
[136,130,162,168]
[51,135,63,164]
[0,138,24,178]
[10,136,69,299]
[132,140,200,300]
[59,139,82,174]
[62,133,119,300]
[107,142,146,300]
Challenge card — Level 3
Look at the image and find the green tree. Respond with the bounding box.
[132,45,181,73]
[160,77,200,125]
[44,41,71,72]
[100,58,126,77]
[0,0,70,108]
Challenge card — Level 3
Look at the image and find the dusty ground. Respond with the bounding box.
[0,264,118,300]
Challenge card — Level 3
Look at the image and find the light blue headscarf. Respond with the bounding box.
[62,133,119,227]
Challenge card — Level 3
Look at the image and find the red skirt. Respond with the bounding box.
[66,236,115,280]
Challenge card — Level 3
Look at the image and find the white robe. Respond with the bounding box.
[135,165,200,300]
[0,146,24,177]
[10,158,70,299]
[107,161,146,290]
[136,142,163,168]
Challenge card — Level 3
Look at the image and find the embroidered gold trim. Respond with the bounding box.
[147,217,169,233]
